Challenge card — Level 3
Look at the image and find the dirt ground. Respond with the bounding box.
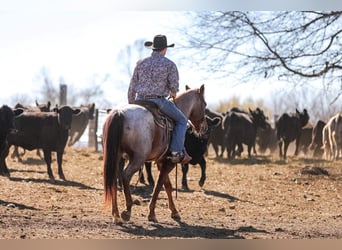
[0,146,341,239]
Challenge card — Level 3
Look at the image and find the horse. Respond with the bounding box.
[103,85,207,224]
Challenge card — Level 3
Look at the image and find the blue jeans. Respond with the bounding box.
[136,96,187,152]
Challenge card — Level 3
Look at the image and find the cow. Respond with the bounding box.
[0,105,24,176]
[322,113,342,160]
[297,127,313,156]
[68,103,96,146]
[181,115,221,190]
[14,100,51,112]
[276,109,309,160]
[256,125,278,154]
[223,108,270,159]
[205,108,225,157]
[309,120,326,158]
[12,101,52,160]
[0,105,80,181]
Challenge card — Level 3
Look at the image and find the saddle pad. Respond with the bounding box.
[133,100,174,130]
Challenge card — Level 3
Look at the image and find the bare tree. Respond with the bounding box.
[116,39,149,85]
[183,11,342,90]
[32,67,109,107]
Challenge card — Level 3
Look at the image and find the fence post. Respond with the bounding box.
[89,109,99,152]
[59,84,67,105]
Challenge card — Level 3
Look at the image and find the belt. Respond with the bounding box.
[138,94,167,99]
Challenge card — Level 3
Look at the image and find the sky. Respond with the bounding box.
[1,0,341,108]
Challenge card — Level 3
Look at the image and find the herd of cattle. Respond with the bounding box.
[0,100,341,189]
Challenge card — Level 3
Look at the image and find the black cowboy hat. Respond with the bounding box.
[144,34,175,50]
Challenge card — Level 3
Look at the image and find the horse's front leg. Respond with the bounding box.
[148,160,175,222]
[163,173,180,221]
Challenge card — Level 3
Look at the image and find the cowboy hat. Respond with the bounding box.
[144,34,175,50]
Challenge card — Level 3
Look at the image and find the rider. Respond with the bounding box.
[127,34,192,164]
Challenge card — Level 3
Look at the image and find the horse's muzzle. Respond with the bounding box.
[197,120,208,136]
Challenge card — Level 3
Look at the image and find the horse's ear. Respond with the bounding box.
[199,84,205,94]
[185,85,190,90]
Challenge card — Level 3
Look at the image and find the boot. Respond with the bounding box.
[180,149,192,164]
[168,150,192,164]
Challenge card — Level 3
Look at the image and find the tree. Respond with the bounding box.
[183,11,342,90]
[31,67,110,108]
[116,38,148,84]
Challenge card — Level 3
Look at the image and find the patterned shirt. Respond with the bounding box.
[127,51,179,103]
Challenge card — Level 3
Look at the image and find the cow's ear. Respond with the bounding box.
[296,108,300,114]
[185,85,190,90]
[212,117,222,127]
[73,108,81,115]
[13,108,24,116]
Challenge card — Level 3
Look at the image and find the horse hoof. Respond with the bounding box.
[148,214,158,223]
[171,213,181,221]
[112,216,123,225]
[121,210,131,221]
[199,180,205,187]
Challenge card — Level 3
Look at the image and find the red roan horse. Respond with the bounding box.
[103,85,207,223]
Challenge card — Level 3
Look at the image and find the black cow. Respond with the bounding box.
[0,105,24,176]
[309,120,326,158]
[0,105,80,181]
[205,108,225,157]
[223,108,270,159]
[68,103,95,146]
[298,127,313,156]
[256,125,278,154]
[12,101,52,160]
[181,116,221,190]
[276,109,309,160]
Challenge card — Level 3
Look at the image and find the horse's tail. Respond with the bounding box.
[103,110,124,208]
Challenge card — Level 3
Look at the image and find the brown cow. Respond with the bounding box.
[68,103,95,146]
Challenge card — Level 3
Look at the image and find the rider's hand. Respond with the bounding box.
[170,92,176,99]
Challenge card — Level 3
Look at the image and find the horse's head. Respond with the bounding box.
[174,84,208,135]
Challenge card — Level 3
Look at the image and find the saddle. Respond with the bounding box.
[133,100,174,131]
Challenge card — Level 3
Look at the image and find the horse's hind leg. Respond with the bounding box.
[121,158,145,221]
[111,188,121,224]
[148,161,176,222]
